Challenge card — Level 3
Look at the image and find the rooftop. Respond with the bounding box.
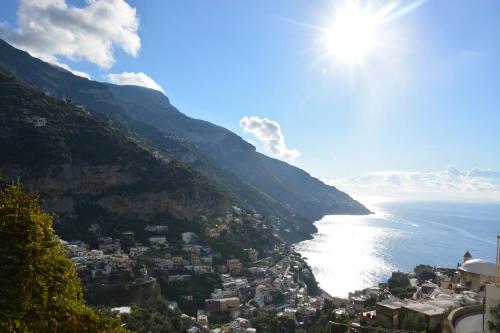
[403,302,446,316]
[459,259,496,277]
[377,300,406,310]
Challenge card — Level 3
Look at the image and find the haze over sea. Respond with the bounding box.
[294,200,500,298]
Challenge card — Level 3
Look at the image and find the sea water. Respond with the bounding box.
[294,201,500,297]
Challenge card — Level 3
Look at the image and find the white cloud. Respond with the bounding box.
[55,62,92,79]
[325,167,500,202]
[239,116,300,160]
[1,0,140,69]
[106,72,164,93]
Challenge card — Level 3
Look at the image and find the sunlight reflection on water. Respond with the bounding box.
[294,201,500,298]
[294,210,404,297]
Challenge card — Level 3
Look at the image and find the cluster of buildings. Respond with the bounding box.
[61,205,330,332]
[155,249,324,332]
[183,252,328,332]
[61,201,500,333]
[62,198,500,333]
[183,314,257,333]
[177,244,500,333]
[335,250,500,333]
[65,206,266,283]
[65,226,219,287]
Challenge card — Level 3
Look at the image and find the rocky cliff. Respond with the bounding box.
[0,71,231,240]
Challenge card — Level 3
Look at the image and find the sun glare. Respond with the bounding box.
[320,0,426,66]
[325,2,378,64]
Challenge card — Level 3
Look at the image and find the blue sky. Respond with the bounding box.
[1,0,499,201]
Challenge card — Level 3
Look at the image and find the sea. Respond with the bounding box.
[294,200,500,298]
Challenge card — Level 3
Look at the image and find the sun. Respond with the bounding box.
[319,0,426,66]
[323,1,379,64]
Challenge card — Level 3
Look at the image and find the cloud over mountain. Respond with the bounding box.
[106,72,164,93]
[1,0,140,69]
[56,62,92,79]
[239,116,300,160]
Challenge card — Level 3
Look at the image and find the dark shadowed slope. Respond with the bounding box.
[0,70,230,241]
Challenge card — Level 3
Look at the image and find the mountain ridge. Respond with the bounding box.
[0,70,231,241]
[0,39,369,241]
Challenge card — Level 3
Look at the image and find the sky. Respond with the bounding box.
[1,0,499,202]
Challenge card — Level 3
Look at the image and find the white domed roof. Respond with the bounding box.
[459,259,497,277]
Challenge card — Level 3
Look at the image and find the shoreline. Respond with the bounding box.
[292,202,499,303]
[319,286,347,305]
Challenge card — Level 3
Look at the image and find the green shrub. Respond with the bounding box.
[0,183,128,333]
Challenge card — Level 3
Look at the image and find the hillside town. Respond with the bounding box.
[61,206,331,332]
[61,198,500,333]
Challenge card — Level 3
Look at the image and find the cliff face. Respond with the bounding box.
[5,164,137,219]
[6,164,223,221]
[0,72,231,238]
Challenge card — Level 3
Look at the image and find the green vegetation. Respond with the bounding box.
[488,303,500,333]
[414,264,436,282]
[250,312,297,333]
[0,69,231,243]
[208,222,278,263]
[0,68,229,194]
[120,303,186,333]
[269,290,286,305]
[0,183,128,332]
[297,304,349,333]
[300,269,320,296]
[390,287,417,299]
[387,272,410,290]
[156,274,220,315]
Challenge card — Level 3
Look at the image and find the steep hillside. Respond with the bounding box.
[0,70,230,240]
[0,39,369,240]
[107,82,370,221]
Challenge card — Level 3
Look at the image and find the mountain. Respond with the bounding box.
[0,69,231,240]
[107,85,369,219]
[0,39,369,240]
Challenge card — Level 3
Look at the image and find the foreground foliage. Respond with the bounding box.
[489,303,500,333]
[120,302,187,333]
[0,183,128,333]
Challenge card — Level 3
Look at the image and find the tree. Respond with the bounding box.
[414,264,436,282]
[0,183,128,333]
[269,290,285,305]
[120,304,186,333]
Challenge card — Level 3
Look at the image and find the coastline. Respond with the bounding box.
[319,286,347,305]
[291,210,373,300]
[292,201,500,301]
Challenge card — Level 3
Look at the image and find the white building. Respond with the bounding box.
[149,236,168,249]
[129,246,150,258]
[26,116,47,127]
[197,314,208,327]
[459,258,497,291]
[182,232,198,244]
[154,258,173,270]
[145,225,169,234]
